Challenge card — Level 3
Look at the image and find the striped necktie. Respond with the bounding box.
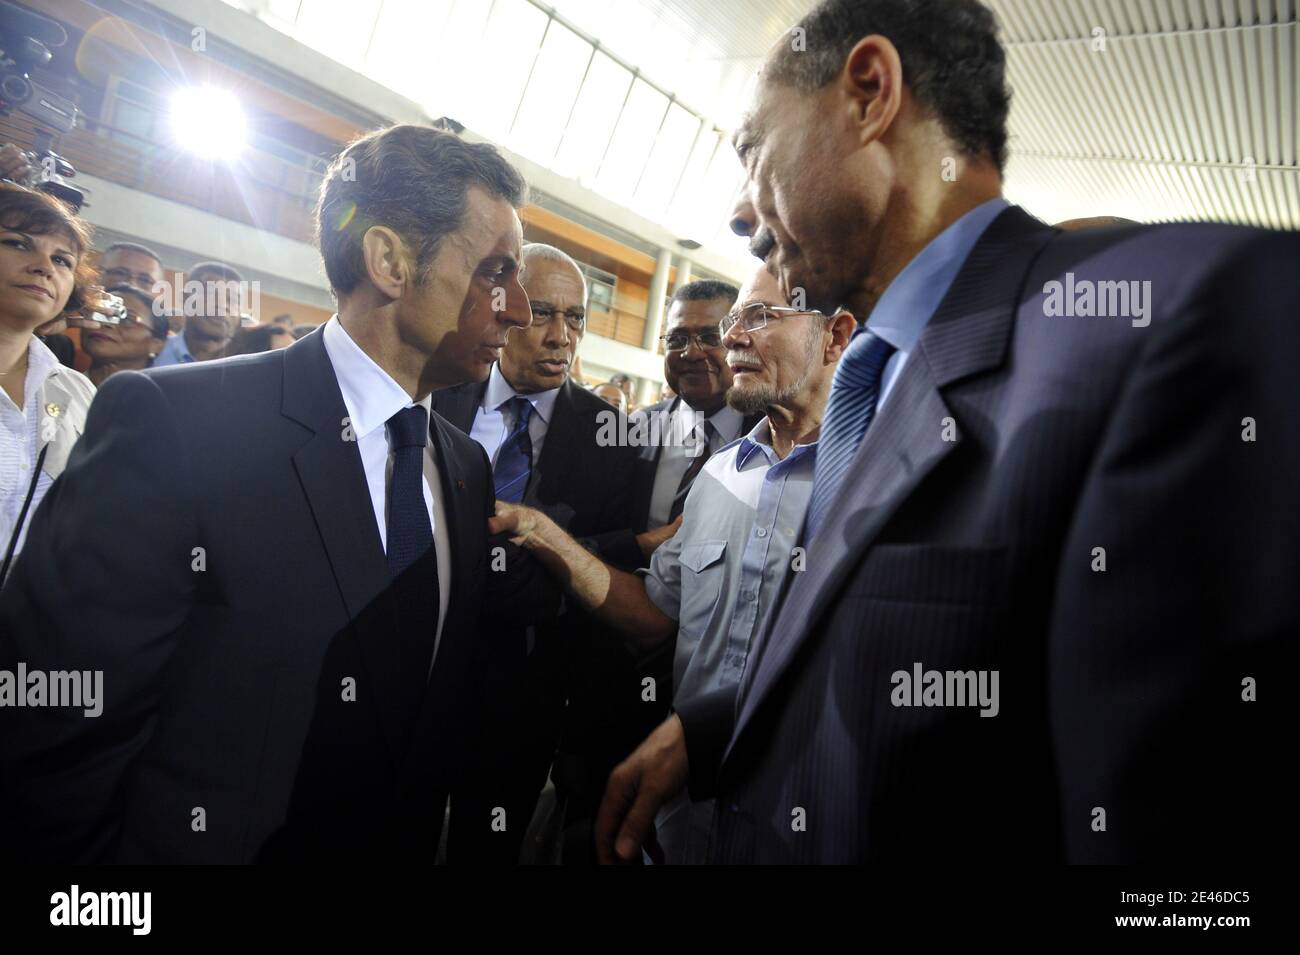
[669,418,714,521]
[804,330,896,540]
[493,395,534,502]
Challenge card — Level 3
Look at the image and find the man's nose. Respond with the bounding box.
[499,276,531,329]
[729,183,757,238]
[544,314,570,347]
[722,320,749,351]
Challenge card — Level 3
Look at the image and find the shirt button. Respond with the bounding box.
[755,527,768,537]
[743,590,756,601]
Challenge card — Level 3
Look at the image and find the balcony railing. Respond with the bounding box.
[1,97,325,244]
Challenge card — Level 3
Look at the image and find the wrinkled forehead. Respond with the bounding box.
[458,187,523,258]
[733,60,788,145]
[735,264,787,309]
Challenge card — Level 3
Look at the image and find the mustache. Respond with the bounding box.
[727,349,762,366]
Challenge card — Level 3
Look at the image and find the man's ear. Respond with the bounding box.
[360,226,409,300]
[839,34,903,147]
[825,310,858,363]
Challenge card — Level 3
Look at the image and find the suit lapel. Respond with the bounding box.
[728,206,1056,754]
[422,412,477,695]
[430,380,485,435]
[631,398,674,531]
[530,381,581,504]
[283,331,405,762]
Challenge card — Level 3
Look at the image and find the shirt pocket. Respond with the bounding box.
[677,538,728,636]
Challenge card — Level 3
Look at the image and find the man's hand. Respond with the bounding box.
[487,500,554,549]
[636,514,683,560]
[596,713,690,864]
[0,143,32,183]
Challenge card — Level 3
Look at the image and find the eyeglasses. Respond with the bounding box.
[660,329,723,352]
[530,302,585,332]
[720,302,822,336]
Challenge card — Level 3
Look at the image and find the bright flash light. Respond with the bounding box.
[170,86,246,160]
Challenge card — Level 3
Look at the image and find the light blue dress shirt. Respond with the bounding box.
[868,197,1010,409]
[643,416,817,863]
[151,331,196,367]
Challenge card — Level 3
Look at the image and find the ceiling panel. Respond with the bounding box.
[545,0,1298,229]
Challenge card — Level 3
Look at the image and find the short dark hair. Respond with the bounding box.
[768,0,1011,172]
[188,261,244,283]
[103,241,162,265]
[670,279,740,307]
[316,124,527,295]
[0,182,96,312]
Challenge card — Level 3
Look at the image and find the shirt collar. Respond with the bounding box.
[672,399,744,443]
[482,362,560,425]
[735,415,817,470]
[864,196,1010,353]
[22,335,58,409]
[322,315,432,440]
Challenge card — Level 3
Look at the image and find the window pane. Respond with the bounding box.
[365,0,454,102]
[553,53,632,183]
[422,0,496,119]
[633,103,700,217]
[292,0,382,69]
[462,0,549,141]
[666,127,720,234]
[509,21,592,164]
[594,79,668,202]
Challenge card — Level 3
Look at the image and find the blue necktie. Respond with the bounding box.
[804,330,897,540]
[493,396,533,502]
[385,405,439,733]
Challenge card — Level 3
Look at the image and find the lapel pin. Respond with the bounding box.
[456,479,465,490]
[45,402,63,418]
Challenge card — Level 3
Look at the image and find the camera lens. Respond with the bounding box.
[0,72,32,106]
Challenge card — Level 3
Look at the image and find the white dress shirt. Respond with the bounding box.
[1,337,92,559]
[322,316,451,659]
[647,400,745,528]
[468,362,561,468]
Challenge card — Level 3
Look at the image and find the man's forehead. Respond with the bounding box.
[668,297,732,327]
[736,267,786,308]
[460,189,523,255]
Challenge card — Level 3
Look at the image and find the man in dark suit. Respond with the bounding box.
[434,243,669,862]
[0,124,543,863]
[597,0,1294,864]
[614,281,761,564]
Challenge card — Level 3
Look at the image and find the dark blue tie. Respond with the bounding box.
[804,330,897,540]
[385,405,440,732]
[493,396,533,502]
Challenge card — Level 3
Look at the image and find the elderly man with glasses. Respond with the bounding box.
[491,263,855,863]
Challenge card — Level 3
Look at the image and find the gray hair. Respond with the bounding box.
[520,242,587,299]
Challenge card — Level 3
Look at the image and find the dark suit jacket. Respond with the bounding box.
[0,329,506,864]
[680,208,1296,863]
[432,376,658,860]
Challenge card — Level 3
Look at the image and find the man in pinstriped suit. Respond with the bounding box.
[596,0,1294,864]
